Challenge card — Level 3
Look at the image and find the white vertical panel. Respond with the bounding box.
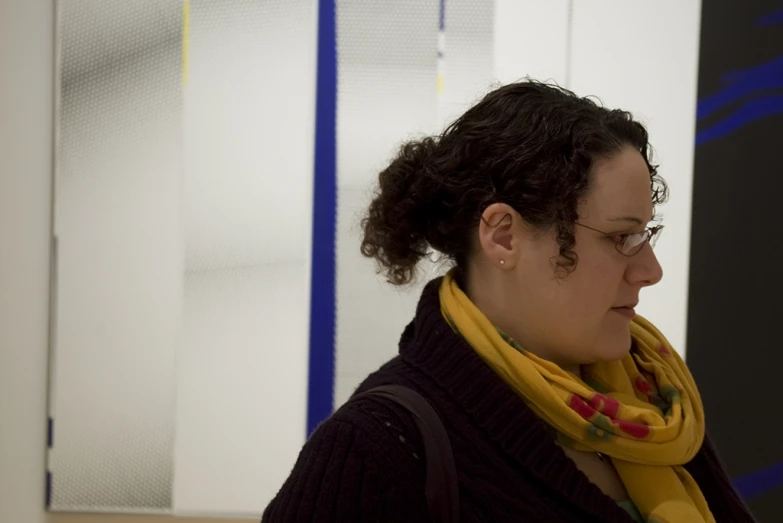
[175,264,310,516]
[51,0,183,511]
[493,0,569,86]
[174,0,315,515]
[182,1,315,270]
[569,0,702,355]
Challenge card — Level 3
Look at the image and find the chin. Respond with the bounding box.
[594,325,633,362]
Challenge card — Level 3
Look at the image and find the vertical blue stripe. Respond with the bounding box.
[307,0,337,436]
[439,0,445,31]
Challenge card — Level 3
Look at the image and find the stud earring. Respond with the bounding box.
[499,260,505,265]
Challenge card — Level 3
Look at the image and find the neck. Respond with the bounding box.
[463,266,583,377]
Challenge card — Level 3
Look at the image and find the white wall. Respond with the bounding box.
[494,0,569,87]
[0,1,53,522]
[497,0,703,355]
[568,0,702,355]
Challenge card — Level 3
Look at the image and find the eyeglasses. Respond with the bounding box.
[575,222,664,257]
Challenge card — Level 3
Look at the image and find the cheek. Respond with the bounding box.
[517,245,623,322]
[569,260,623,310]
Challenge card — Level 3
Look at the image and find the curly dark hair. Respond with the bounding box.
[361,80,668,285]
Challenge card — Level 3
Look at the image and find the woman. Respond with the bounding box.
[263,81,755,522]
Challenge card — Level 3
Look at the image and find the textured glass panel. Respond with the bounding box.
[51,0,183,512]
[174,0,314,515]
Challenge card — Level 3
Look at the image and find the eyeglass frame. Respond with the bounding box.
[575,222,664,257]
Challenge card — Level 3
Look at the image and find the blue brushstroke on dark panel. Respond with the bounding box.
[696,93,783,145]
[696,56,783,121]
[755,7,783,26]
[695,7,783,146]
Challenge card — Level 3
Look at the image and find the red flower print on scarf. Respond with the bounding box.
[635,375,654,403]
[571,395,650,439]
[588,393,620,419]
[616,419,651,439]
[569,395,597,421]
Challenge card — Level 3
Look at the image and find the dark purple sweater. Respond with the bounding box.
[263,279,756,522]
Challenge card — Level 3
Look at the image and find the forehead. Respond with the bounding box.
[582,147,653,221]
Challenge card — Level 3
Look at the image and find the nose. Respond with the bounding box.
[626,242,663,287]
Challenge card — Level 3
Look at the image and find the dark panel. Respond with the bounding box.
[688,2,783,521]
[745,484,783,522]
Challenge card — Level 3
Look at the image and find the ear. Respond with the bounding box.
[478,203,520,269]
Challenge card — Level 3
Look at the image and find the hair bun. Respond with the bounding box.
[360,137,439,285]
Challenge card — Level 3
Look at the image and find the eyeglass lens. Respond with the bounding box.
[621,228,661,255]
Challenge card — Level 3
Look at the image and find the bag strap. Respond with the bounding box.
[353,385,460,523]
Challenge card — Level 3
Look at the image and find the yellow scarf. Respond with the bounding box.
[439,273,714,523]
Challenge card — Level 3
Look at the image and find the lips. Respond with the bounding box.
[611,304,638,319]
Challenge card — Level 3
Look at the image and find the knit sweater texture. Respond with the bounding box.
[263,278,756,522]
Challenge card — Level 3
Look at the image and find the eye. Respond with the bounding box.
[610,233,630,244]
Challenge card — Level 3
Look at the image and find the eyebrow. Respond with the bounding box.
[607,216,647,225]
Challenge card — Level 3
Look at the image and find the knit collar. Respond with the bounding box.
[399,277,634,522]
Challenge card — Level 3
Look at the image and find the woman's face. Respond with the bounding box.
[471,146,663,368]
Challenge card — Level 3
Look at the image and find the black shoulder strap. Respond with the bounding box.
[353,385,460,523]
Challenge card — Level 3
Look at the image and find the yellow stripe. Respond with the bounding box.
[436,74,444,94]
[182,0,190,85]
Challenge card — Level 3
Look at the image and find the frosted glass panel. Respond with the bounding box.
[51,0,183,512]
[50,0,314,516]
[175,0,314,514]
